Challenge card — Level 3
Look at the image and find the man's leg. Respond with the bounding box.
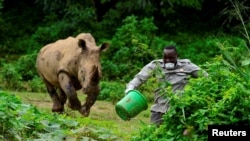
[150,111,164,126]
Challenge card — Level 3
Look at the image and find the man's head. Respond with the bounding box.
[163,45,178,69]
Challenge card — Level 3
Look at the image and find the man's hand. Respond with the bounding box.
[192,70,208,78]
[125,88,133,94]
[199,70,209,77]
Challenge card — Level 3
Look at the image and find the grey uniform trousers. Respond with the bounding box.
[150,111,164,126]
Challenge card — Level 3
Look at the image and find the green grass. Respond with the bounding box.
[7,90,151,140]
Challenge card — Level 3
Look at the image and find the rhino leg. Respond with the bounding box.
[58,72,81,111]
[58,88,67,106]
[79,86,99,116]
[44,80,64,113]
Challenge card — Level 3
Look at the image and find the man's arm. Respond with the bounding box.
[125,61,157,94]
[191,70,208,78]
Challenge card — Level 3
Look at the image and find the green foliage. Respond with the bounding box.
[163,32,249,65]
[15,52,38,81]
[26,76,46,92]
[36,0,110,39]
[102,15,172,81]
[0,35,41,54]
[0,52,43,91]
[165,0,203,10]
[0,63,22,90]
[0,91,44,140]
[98,75,157,104]
[132,1,250,140]
[138,77,158,103]
[0,0,7,49]
[0,0,233,55]
[218,0,250,85]
[100,0,156,35]
[32,22,69,46]
[0,91,123,141]
[0,1,45,54]
[0,0,3,11]
[220,0,250,44]
[1,0,249,140]
[166,32,216,64]
[132,60,250,141]
[218,41,250,83]
[63,5,97,33]
[72,118,123,141]
[99,81,125,104]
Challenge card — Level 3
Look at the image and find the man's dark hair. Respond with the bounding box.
[164,45,177,53]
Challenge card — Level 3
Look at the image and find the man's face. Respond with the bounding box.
[163,49,177,64]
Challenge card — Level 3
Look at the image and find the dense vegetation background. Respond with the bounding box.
[0,0,250,140]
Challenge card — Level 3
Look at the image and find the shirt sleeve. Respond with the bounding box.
[185,61,210,78]
[125,61,157,93]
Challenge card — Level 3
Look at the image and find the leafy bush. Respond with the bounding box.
[0,91,45,140]
[26,76,46,92]
[0,52,41,91]
[218,38,250,83]
[31,22,68,46]
[0,91,122,141]
[102,15,172,81]
[15,52,38,81]
[131,60,250,141]
[0,63,22,90]
[159,32,249,67]
[99,81,125,104]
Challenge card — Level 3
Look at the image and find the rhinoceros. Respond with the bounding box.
[36,33,109,116]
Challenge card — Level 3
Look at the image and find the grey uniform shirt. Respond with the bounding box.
[125,59,201,113]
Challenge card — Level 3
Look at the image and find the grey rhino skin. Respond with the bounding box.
[36,33,109,116]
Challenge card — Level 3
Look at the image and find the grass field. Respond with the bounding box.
[8,90,151,140]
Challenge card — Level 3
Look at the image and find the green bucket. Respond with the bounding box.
[115,90,148,121]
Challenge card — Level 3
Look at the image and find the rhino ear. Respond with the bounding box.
[78,39,87,49]
[100,43,110,51]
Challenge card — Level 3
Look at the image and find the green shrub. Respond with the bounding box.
[15,52,38,81]
[0,63,22,90]
[31,22,70,46]
[131,60,250,141]
[99,81,125,104]
[0,52,43,91]
[102,15,172,81]
[26,76,46,92]
[0,91,122,141]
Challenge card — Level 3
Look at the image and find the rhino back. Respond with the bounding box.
[37,37,81,87]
